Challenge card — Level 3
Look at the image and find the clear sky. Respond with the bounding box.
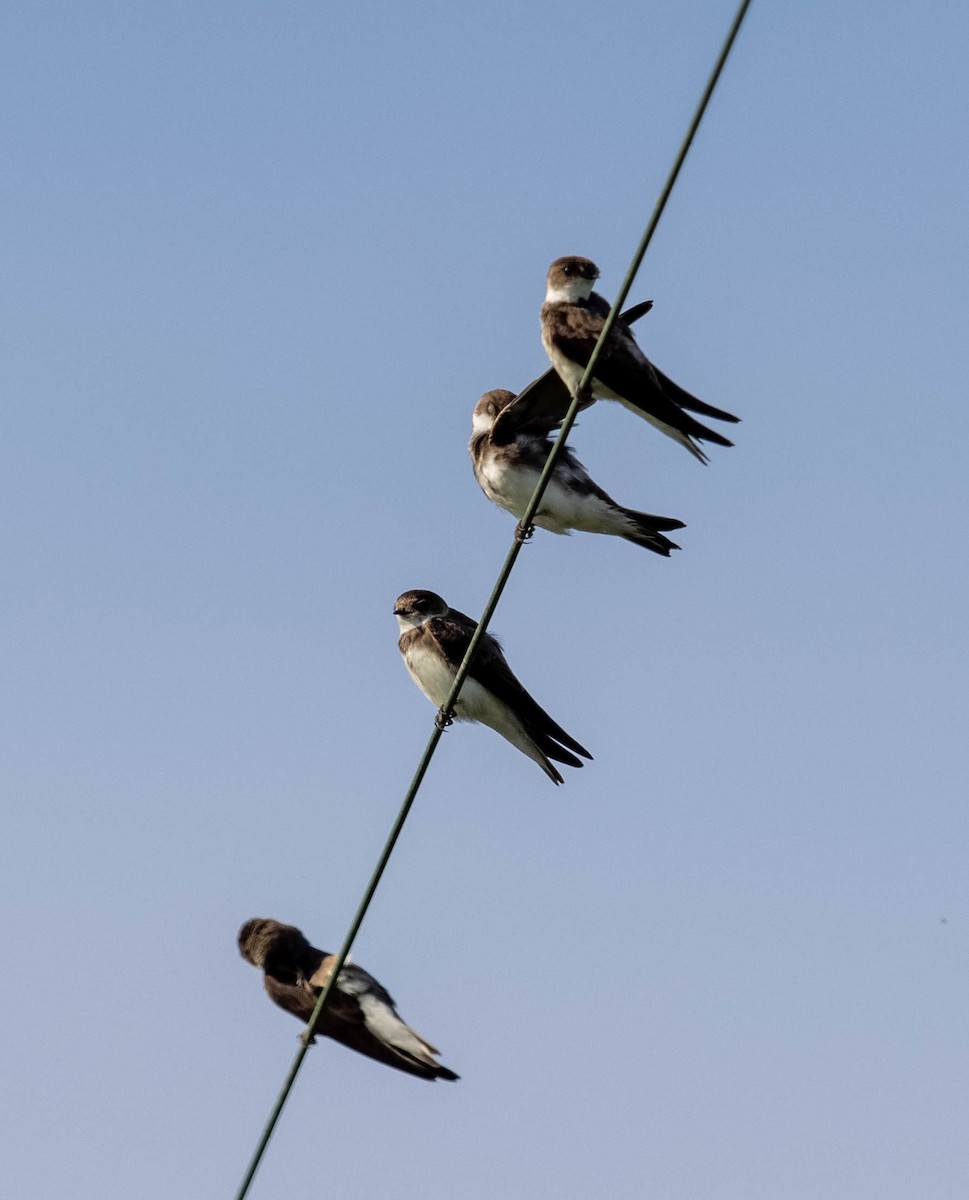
[3,2,968,1197]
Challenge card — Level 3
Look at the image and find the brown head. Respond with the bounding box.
[238,918,311,969]
[392,590,449,632]
[471,389,516,436]
[545,256,600,302]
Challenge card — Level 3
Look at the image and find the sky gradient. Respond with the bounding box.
[3,2,968,1197]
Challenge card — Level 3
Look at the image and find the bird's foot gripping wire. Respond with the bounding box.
[515,521,535,544]
[435,708,454,731]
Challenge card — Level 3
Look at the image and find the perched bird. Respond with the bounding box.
[540,255,740,462]
[394,588,591,784]
[470,388,685,556]
[238,918,459,1082]
[487,298,655,439]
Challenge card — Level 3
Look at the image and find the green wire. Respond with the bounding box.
[233,3,753,1195]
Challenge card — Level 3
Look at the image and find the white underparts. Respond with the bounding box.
[478,453,623,537]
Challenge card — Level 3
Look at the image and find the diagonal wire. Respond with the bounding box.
[233,3,752,1195]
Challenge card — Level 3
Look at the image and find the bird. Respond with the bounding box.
[540,255,740,462]
[393,588,591,784]
[486,297,655,439]
[238,918,459,1082]
[469,388,685,556]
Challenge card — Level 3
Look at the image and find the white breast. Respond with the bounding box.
[404,637,512,726]
[480,449,618,536]
[477,455,540,519]
[403,638,458,708]
[543,338,585,390]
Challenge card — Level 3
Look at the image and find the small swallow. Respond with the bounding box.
[238,918,459,1081]
[470,388,685,556]
[393,589,591,784]
[488,298,655,438]
[540,256,740,462]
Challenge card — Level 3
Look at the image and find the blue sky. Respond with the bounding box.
[3,2,968,1197]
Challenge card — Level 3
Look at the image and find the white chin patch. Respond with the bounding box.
[471,408,496,436]
[546,279,595,303]
[396,611,431,631]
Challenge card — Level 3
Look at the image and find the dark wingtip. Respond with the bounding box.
[620,299,654,324]
[544,742,592,768]
[633,538,679,556]
[690,402,741,426]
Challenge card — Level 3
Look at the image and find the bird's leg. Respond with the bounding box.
[515,520,535,543]
[435,708,454,731]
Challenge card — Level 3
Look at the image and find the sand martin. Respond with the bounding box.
[491,298,655,438]
[238,918,459,1082]
[470,389,685,556]
[540,255,740,462]
[393,589,591,784]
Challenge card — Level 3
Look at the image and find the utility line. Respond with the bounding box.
[233,3,752,1195]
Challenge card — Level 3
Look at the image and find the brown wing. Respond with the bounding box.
[261,945,358,1027]
[308,961,458,1081]
[592,334,736,448]
[427,613,590,763]
[650,363,740,424]
[419,606,477,677]
[263,972,317,1025]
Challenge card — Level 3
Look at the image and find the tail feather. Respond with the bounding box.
[538,739,588,770]
[675,412,735,448]
[538,757,565,785]
[652,365,741,425]
[628,510,686,533]
[620,507,685,556]
[615,397,732,461]
[534,722,592,762]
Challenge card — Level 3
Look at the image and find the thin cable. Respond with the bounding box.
[419,0,754,723]
[232,728,444,1200]
[233,4,751,1195]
